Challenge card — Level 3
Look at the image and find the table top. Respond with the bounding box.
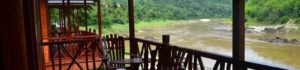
[110,58,143,64]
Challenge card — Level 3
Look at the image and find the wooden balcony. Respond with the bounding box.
[4,0,297,70]
[42,34,291,70]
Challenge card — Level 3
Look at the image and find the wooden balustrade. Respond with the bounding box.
[43,38,105,70]
[134,35,289,70]
[42,35,289,70]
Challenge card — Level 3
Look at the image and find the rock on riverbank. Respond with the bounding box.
[246,19,298,34]
[259,37,300,44]
[246,25,298,34]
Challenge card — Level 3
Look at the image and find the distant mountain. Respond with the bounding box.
[50,0,233,27]
[102,0,232,20]
[132,0,232,20]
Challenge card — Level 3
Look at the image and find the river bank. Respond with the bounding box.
[80,19,219,36]
[220,19,300,45]
[221,19,300,34]
[79,20,185,36]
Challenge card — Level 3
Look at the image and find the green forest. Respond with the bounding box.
[245,0,300,25]
[50,0,232,28]
[50,0,300,32]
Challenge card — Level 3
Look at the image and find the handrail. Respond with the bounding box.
[135,37,232,62]
[45,35,99,40]
[173,45,290,69]
[172,45,233,63]
[133,37,290,70]
[43,38,98,45]
[134,37,163,46]
[41,37,291,70]
[44,35,129,41]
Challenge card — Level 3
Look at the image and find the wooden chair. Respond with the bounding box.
[100,34,143,70]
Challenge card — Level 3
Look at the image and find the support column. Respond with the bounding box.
[84,0,88,31]
[1,0,29,69]
[0,0,43,70]
[77,8,80,34]
[97,0,102,37]
[67,0,71,36]
[63,0,66,36]
[40,0,50,63]
[232,0,245,70]
[40,0,49,39]
[59,9,63,29]
[67,0,73,55]
[128,0,137,58]
[127,0,139,69]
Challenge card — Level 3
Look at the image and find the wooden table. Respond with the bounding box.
[111,58,143,70]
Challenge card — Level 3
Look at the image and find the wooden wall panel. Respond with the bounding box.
[0,0,29,70]
[40,0,49,39]
[40,0,50,63]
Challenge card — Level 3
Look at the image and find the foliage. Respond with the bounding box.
[49,0,232,29]
[245,0,300,24]
[295,18,300,24]
[79,20,180,35]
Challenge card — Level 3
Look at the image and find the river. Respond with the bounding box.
[135,19,300,69]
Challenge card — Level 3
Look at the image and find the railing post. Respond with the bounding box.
[162,35,170,44]
[93,29,96,34]
[158,35,170,70]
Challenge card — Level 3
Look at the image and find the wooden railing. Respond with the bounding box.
[42,34,290,70]
[48,28,97,40]
[43,38,105,70]
[134,35,290,70]
[43,31,99,63]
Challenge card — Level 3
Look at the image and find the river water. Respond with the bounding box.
[136,19,300,69]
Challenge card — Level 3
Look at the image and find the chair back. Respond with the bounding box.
[100,34,125,67]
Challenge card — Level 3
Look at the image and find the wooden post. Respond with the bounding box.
[84,0,88,31]
[0,0,44,70]
[36,0,46,69]
[128,0,137,58]
[73,9,76,28]
[1,0,30,69]
[59,8,63,29]
[163,35,170,69]
[93,29,96,33]
[127,0,139,69]
[162,35,170,44]
[97,0,102,37]
[67,0,73,56]
[62,0,66,36]
[39,0,50,65]
[76,8,80,33]
[96,0,103,59]
[158,35,170,70]
[232,0,245,70]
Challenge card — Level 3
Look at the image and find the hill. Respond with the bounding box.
[50,0,233,28]
[245,0,300,25]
